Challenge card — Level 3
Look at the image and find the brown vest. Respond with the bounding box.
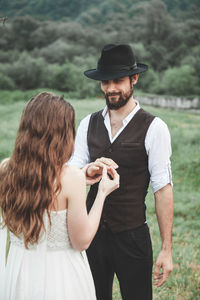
[87,108,155,232]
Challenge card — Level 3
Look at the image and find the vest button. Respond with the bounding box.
[108,148,112,153]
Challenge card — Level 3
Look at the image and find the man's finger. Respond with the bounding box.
[90,166,100,171]
[86,175,102,185]
[96,157,118,168]
[155,268,170,287]
[94,162,104,168]
[160,268,170,285]
[154,263,161,279]
[154,273,163,279]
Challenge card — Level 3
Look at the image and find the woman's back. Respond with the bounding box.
[9,209,69,251]
[3,209,96,300]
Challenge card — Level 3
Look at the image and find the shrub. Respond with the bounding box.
[161,65,198,96]
[6,52,46,89]
[37,40,70,64]
[137,68,160,93]
[50,63,78,92]
[0,50,21,64]
[0,73,16,90]
[45,61,99,98]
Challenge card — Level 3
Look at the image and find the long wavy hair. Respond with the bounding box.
[0,92,75,248]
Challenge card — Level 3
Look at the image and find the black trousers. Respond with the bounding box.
[86,223,153,300]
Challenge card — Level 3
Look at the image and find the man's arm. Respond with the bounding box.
[154,183,173,287]
[69,115,91,168]
[69,115,118,185]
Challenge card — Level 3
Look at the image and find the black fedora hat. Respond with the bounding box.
[84,44,148,81]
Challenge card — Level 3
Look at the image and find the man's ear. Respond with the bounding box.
[131,74,139,86]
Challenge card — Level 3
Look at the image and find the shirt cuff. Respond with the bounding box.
[151,163,173,193]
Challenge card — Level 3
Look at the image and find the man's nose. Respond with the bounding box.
[106,81,116,93]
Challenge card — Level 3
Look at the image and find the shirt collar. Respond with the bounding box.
[102,100,140,125]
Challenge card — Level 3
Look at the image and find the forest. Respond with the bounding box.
[0,0,199,98]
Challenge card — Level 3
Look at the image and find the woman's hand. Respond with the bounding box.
[98,166,120,197]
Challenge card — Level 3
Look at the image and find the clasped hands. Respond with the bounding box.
[82,157,119,185]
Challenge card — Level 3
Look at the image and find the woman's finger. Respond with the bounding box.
[102,165,107,178]
[108,168,120,185]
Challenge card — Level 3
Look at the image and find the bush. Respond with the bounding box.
[37,40,70,64]
[161,65,198,96]
[137,68,160,93]
[0,50,21,64]
[130,43,150,62]
[49,63,79,92]
[0,73,16,90]
[6,52,46,89]
[45,61,99,98]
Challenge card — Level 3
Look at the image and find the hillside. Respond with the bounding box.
[1,0,200,22]
[0,0,199,97]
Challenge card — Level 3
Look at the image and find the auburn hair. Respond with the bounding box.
[0,92,75,248]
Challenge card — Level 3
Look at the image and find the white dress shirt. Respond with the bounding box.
[69,101,172,193]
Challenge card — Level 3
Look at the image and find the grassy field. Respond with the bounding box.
[0,90,200,299]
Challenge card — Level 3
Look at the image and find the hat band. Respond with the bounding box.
[97,63,137,72]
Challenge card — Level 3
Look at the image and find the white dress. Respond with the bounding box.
[0,210,96,300]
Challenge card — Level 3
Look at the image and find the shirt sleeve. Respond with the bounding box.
[145,117,173,193]
[68,114,91,168]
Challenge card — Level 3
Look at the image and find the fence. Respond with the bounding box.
[137,95,200,110]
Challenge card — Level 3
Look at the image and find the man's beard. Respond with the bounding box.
[104,85,133,110]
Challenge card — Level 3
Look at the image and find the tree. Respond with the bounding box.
[6,52,46,89]
[161,65,198,96]
[144,0,172,44]
[0,73,15,90]
[10,16,39,51]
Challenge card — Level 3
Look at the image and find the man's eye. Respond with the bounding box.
[102,80,108,84]
[114,79,122,83]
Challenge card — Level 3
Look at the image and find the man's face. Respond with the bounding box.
[101,76,136,110]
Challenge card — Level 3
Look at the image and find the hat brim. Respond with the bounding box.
[84,63,148,81]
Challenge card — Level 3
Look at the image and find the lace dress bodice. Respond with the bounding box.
[10,210,72,251]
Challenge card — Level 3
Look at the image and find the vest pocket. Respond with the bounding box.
[121,142,143,148]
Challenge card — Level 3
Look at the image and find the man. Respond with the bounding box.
[70,44,173,300]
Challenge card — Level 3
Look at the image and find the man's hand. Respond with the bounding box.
[154,249,173,287]
[82,162,103,185]
[82,157,118,185]
[94,157,118,170]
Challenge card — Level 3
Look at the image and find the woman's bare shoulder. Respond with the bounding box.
[62,164,84,177]
[61,164,85,187]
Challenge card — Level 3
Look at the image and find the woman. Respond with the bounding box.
[0,92,119,300]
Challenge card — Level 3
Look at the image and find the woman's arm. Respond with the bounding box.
[62,165,119,251]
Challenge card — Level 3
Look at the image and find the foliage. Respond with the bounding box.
[161,65,198,96]
[1,0,200,21]
[0,73,15,90]
[5,52,46,89]
[0,1,199,97]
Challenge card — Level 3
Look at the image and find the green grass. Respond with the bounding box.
[0,90,200,299]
